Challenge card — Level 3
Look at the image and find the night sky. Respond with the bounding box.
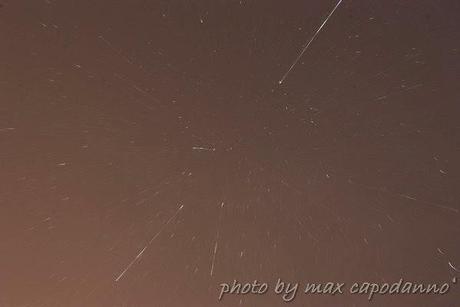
[1,0,459,306]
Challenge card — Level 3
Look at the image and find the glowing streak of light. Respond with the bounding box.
[278,0,343,85]
[210,202,225,277]
[115,204,184,282]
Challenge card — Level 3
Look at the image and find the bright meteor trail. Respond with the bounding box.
[115,204,184,282]
[278,0,344,85]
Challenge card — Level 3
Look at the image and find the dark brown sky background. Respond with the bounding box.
[0,0,459,306]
